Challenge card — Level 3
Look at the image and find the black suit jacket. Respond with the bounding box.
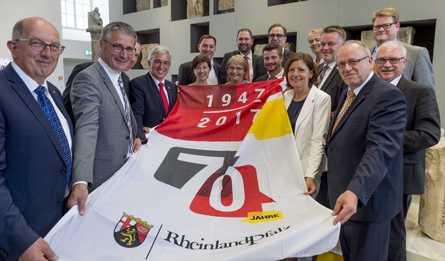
[319,65,347,113]
[397,77,440,194]
[326,75,407,222]
[129,73,177,141]
[219,50,266,83]
[177,60,222,85]
[0,64,73,260]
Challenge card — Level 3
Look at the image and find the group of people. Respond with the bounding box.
[0,6,441,261]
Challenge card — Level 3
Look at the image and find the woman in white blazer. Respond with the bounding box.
[283,53,331,195]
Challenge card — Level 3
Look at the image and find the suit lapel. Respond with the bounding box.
[320,65,337,92]
[5,64,67,165]
[293,88,315,134]
[94,63,129,130]
[328,76,375,141]
[146,73,167,116]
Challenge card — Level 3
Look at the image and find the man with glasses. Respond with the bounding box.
[220,28,266,82]
[0,17,71,261]
[177,34,221,85]
[374,40,440,261]
[327,40,406,261]
[67,22,142,216]
[267,23,295,66]
[129,45,177,143]
[371,7,435,88]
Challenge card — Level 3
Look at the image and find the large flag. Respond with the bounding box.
[46,80,340,260]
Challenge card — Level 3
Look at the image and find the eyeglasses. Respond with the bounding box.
[103,40,136,54]
[373,22,396,31]
[337,56,369,69]
[375,57,406,65]
[269,34,285,38]
[16,38,65,54]
[320,41,338,47]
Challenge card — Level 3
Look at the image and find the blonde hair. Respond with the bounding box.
[372,7,400,23]
[226,54,250,82]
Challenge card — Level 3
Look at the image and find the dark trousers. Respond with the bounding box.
[315,172,330,208]
[340,219,391,261]
[388,194,411,261]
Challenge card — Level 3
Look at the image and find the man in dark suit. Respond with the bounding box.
[371,7,435,89]
[129,45,177,143]
[254,44,283,81]
[328,41,406,261]
[177,34,221,85]
[317,25,348,113]
[375,40,440,261]
[220,28,266,82]
[0,17,72,261]
[267,23,295,66]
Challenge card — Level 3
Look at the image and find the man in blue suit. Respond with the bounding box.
[327,41,406,261]
[0,17,72,261]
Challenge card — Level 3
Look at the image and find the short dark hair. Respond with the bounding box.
[198,34,217,45]
[322,25,347,41]
[262,43,282,58]
[192,54,211,70]
[284,52,318,88]
[268,23,287,35]
[237,28,253,38]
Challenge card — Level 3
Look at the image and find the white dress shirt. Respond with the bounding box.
[207,59,218,85]
[150,73,170,102]
[11,62,72,149]
[98,58,127,109]
[318,61,336,88]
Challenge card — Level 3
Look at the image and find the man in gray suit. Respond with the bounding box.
[371,7,435,89]
[67,22,141,215]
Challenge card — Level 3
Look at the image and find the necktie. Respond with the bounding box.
[332,89,356,132]
[243,55,252,82]
[318,62,329,86]
[118,76,133,154]
[34,86,72,184]
[159,82,169,114]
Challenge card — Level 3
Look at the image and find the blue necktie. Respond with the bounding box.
[35,86,72,185]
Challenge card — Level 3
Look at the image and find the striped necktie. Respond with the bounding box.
[118,75,133,155]
[332,89,356,132]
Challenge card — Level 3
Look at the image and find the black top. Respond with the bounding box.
[287,99,306,133]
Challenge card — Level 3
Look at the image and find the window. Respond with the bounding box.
[61,0,109,41]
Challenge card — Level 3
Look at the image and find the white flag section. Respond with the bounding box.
[46,80,340,260]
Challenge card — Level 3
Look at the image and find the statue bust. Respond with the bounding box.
[87,7,103,33]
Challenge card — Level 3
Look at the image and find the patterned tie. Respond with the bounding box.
[317,62,329,86]
[118,76,133,154]
[158,82,169,114]
[34,86,72,184]
[332,89,356,132]
[243,55,252,82]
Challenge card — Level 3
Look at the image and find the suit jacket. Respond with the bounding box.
[70,62,137,190]
[177,60,222,85]
[129,73,177,140]
[403,43,436,89]
[326,74,407,222]
[63,62,130,123]
[219,50,266,83]
[284,87,331,178]
[282,48,296,67]
[397,77,440,194]
[0,64,73,260]
[319,65,347,113]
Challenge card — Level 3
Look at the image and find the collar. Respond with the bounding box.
[11,61,48,93]
[268,68,284,79]
[150,72,165,87]
[349,72,374,96]
[240,50,252,59]
[390,75,402,86]
[98,58,121,83]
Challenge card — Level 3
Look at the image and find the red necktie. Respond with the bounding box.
[159,82,169,113]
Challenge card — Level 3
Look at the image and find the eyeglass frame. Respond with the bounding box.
[102,39,136,55]
[337,56,369,69]
[375,57,406,65]
[373,22,397,31]
[15,38,65,54]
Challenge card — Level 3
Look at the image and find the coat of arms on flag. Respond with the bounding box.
[46,80,340,260]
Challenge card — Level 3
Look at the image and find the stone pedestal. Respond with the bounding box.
[419,138,445,243]
[86,8,103,62]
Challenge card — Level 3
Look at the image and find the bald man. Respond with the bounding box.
[0,17,72,260]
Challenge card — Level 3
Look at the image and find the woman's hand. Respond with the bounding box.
[304,177,317,195]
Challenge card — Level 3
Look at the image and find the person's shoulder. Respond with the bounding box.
[130,73,151,85]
